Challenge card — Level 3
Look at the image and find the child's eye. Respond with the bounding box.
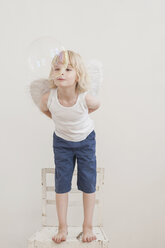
[54,68,72,72]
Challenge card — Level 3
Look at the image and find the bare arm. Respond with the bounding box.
[41,110,52,118]
[88,108,99,114]
[85,93,101,114]
[40,92,52,119]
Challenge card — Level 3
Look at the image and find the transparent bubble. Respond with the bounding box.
[26,36,66,84]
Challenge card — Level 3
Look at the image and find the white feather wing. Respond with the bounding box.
[86,59,103,96]
[29,78,50,109]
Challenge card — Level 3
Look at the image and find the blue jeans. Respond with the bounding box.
[53,130,97,193]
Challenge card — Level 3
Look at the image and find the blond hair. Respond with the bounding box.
[48,50,90,93]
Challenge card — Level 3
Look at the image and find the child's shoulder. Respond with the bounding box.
[84,92,99,101]
[42,91,51,101]
[84,92,100,109]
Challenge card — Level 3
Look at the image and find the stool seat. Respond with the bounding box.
[27,226,109,248]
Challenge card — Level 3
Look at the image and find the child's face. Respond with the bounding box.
[53,62,78,89]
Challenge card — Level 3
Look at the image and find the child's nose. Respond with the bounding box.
[60,69,65,75]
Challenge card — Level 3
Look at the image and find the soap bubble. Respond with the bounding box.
[26,36,66,84]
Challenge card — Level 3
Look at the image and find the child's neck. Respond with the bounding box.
[57,86,78,102]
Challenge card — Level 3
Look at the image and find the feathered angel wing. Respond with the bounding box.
[86,59,103,96]
[29,78,50,109]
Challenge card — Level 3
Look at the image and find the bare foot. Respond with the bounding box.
[82,226,97,242]
[52,226,68,243]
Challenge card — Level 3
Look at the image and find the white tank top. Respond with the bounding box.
[47,88,95,141]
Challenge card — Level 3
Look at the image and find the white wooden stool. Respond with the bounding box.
[27,167,110,247]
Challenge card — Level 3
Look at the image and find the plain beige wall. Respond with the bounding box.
[0,0,165,247]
